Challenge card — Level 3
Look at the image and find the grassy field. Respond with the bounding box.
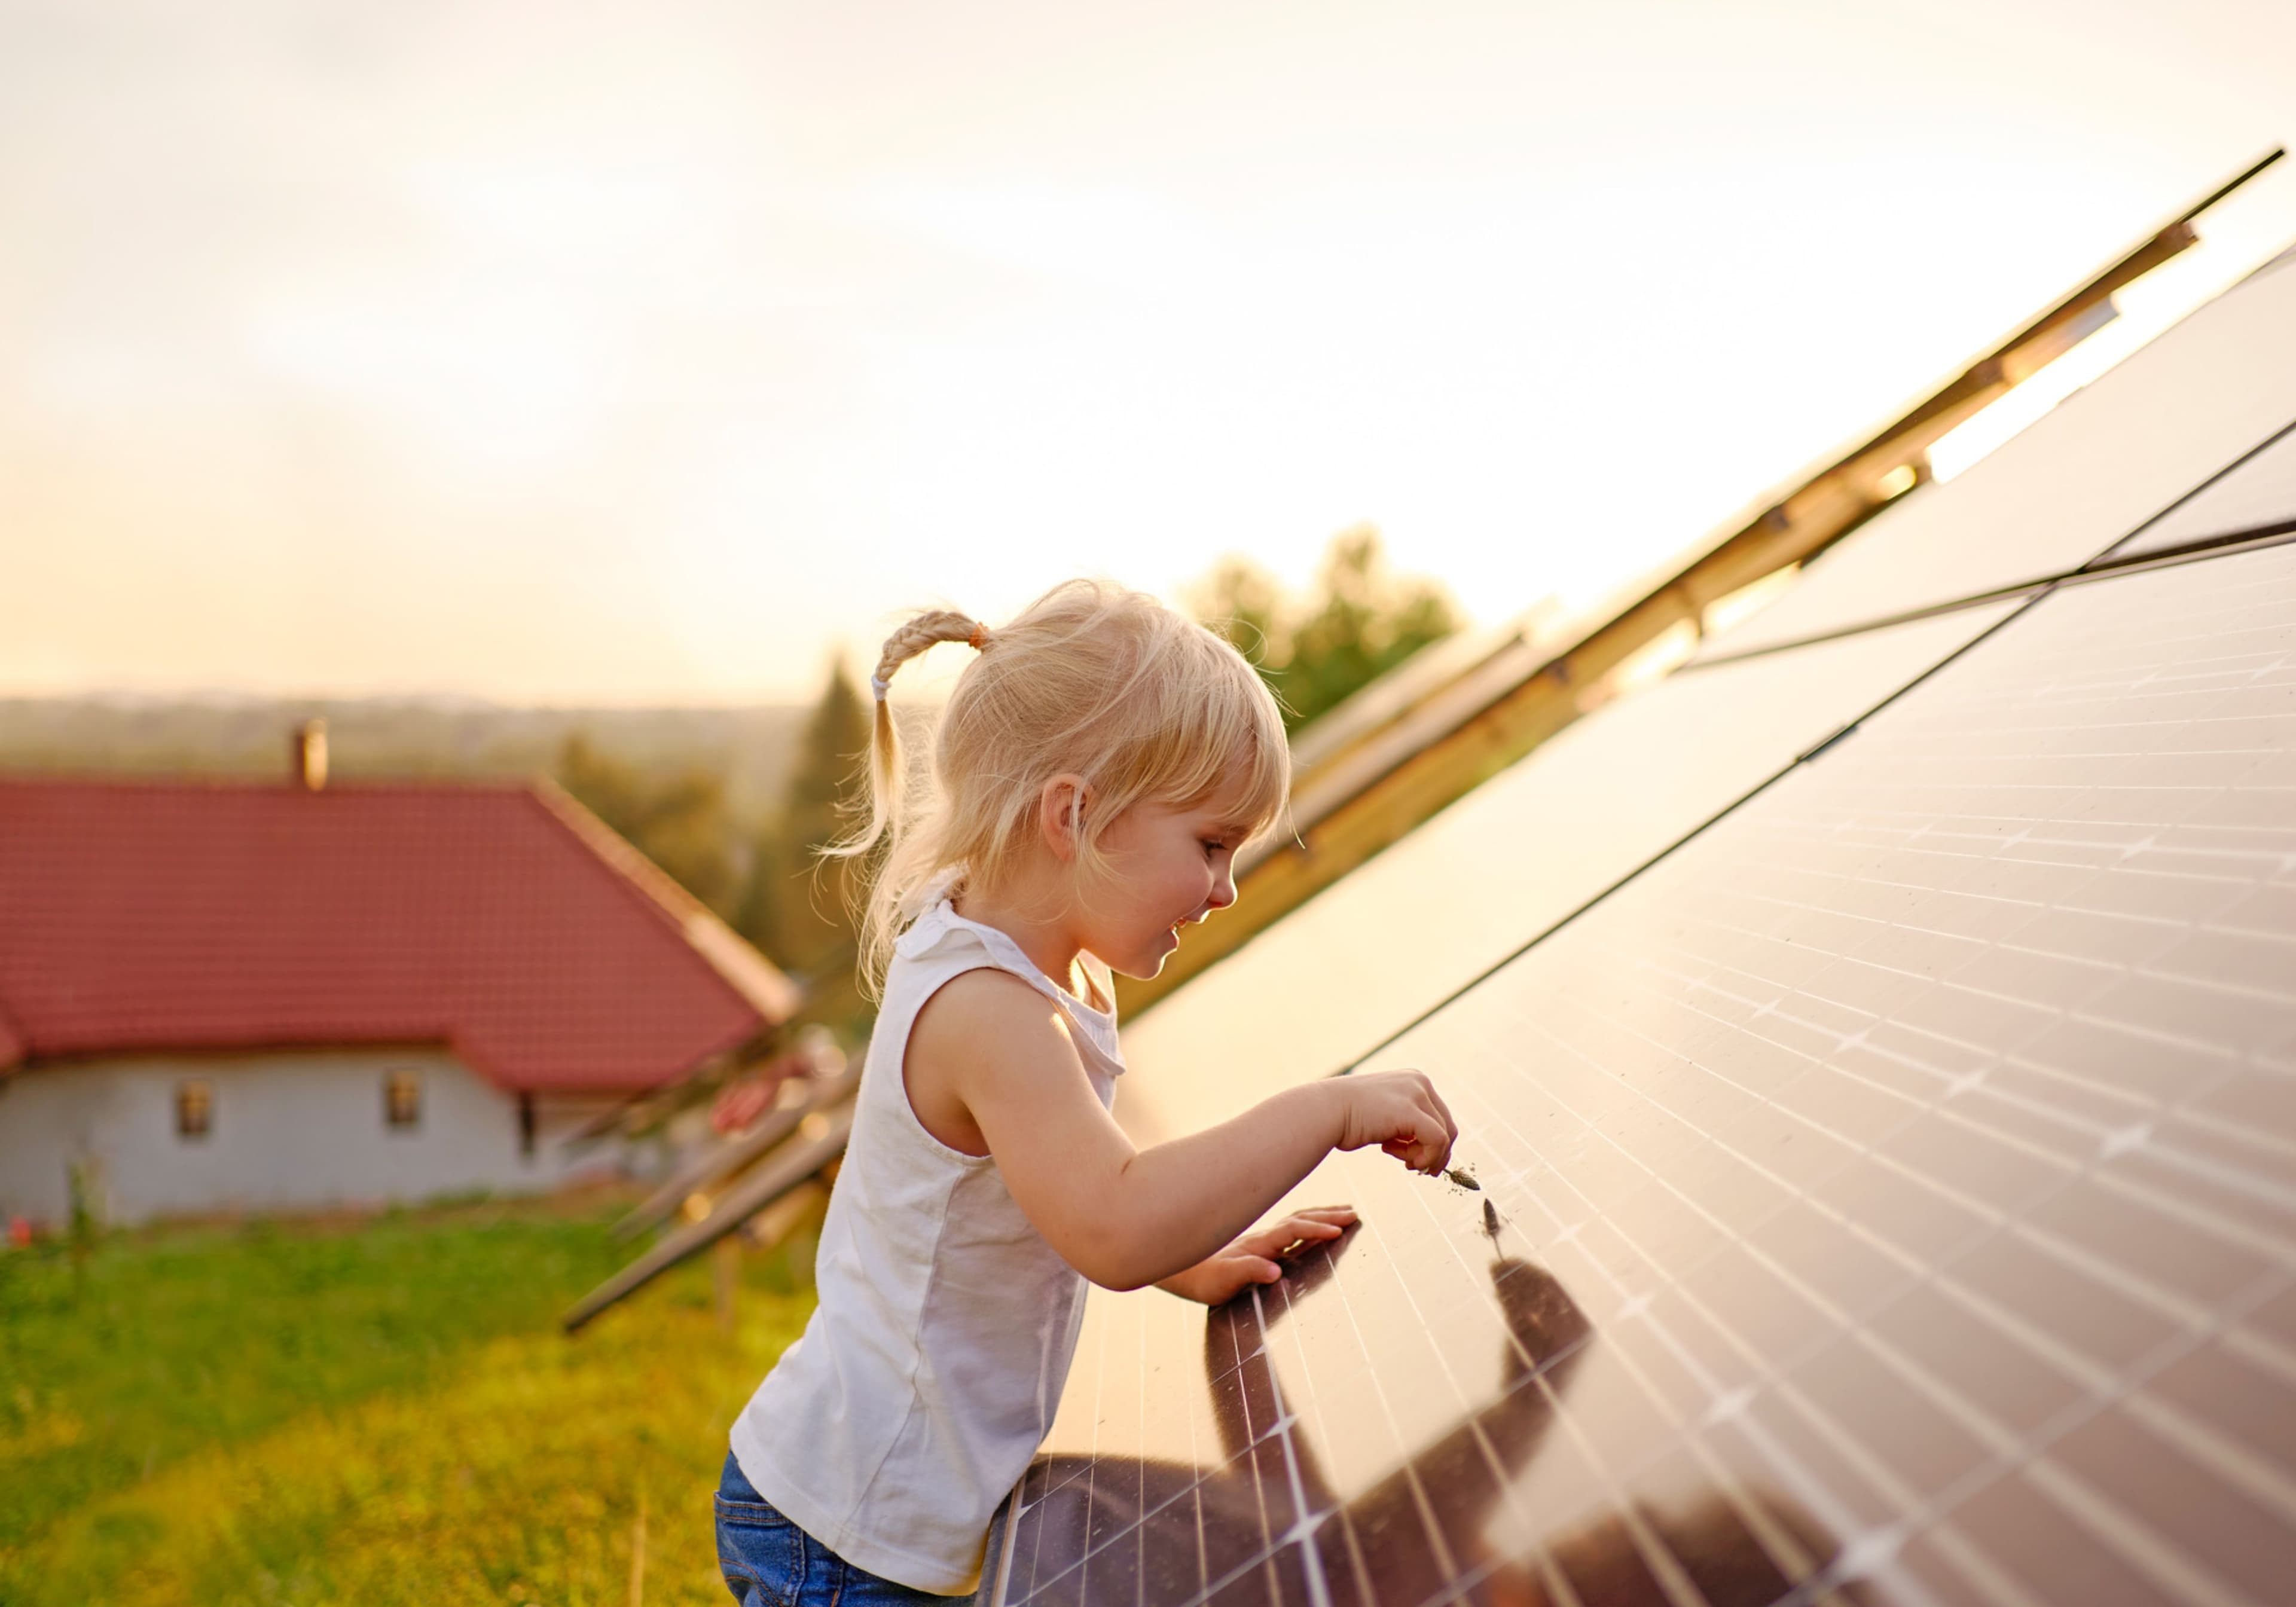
[0,1190,817,1606]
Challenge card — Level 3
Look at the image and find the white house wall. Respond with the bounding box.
[0,1047,641,1225]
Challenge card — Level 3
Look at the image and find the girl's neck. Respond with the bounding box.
[950,881,1095,1006]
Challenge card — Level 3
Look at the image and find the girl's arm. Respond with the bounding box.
[911,970,1456,1293]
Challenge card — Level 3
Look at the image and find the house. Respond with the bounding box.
[0,735,799,1226]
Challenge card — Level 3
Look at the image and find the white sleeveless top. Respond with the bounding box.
[729,894,1123,1595]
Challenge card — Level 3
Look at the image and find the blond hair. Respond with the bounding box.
[829,579,1290,993]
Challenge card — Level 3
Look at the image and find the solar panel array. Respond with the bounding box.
[993,532,2296,1607]
[986,252,2296,1606]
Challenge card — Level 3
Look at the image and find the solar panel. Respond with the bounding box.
[1118,605,2022,1145]
[1687,253,2296,660]
[991,536,2296,1607]
[2107,424,2296,561]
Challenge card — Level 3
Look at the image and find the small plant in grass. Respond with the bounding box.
[65,1157,104,1291]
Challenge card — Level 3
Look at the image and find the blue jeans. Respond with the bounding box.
[714,1450,975,1606]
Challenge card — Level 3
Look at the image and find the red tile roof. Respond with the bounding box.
[0,777,801,1093]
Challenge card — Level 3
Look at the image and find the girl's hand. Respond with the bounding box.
[1333,1069,1457,1175]
[1158,1206,1359,1306]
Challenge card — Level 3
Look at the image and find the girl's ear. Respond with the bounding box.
[1036,774,1091,862]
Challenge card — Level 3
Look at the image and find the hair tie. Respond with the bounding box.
[968,624,990,650]
[869,674,891,701]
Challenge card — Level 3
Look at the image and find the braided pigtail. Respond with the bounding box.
[826,611,992,981]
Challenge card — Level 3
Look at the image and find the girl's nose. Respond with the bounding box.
[1208,865,1238,909]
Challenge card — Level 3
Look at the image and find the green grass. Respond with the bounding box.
[0,1193,818,1606]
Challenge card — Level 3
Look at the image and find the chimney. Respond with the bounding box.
[292,719,328,792]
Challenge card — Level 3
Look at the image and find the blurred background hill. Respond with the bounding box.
[0,695,807,826]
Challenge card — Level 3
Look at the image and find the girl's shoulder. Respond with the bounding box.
[885,902,1043,1022]
[891,893,1028,980]
[889,896,1123,1070]
[890,895,994,970]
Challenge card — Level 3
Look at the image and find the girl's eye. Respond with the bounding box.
[1201,839,1225,857]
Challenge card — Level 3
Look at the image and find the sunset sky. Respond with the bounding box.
[6,0,2296,705]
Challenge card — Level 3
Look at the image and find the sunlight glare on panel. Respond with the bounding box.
[1929,163,2296,485]
[1695,234,2296,659]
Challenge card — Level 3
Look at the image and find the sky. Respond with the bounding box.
[5,0,2296,706]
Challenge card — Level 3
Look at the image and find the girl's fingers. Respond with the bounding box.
[1244,1217,1345,1257]
[1413,1080,1457,1145]
[1387,1130,1439,1171]
[1222,1252,1281,1286]
[1429,1084,1460,1141]
[1421,1100,1454,1168]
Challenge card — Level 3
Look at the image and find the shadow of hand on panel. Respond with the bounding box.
[1014,1228,1863,1607]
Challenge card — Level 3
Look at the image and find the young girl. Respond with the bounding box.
[715,579,1458,1605]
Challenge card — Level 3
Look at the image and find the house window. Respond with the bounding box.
[175,1080,213,1140]
[384,1068,422,1130]
[518,1091,537,1159]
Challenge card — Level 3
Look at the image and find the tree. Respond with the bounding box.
[1184,556,1285,675]
[735,659,874,982]
[1188,524,1460,733]
[555,733,740,916]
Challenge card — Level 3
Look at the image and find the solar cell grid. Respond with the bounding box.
[990,539,2296,1607]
